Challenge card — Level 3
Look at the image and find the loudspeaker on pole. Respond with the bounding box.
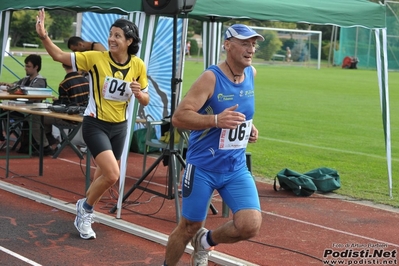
[142,0,197,15]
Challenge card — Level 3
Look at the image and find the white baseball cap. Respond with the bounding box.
[224,24,264,41]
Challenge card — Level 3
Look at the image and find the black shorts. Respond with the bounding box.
[82,116,127,159]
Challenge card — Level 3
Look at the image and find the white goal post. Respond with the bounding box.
[250,26,322,69]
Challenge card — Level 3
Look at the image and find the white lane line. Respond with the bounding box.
[57,157,96,169]
[212,196,398,248]
[0,245,42,266]
[57,158,167,188]
[260,136,398,161]
[262,210,399,248]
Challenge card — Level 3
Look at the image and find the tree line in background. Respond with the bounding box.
[9,10,75,47]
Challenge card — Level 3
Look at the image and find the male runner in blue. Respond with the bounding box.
[163,24,263,266]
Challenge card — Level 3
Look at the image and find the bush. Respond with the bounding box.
[187,39,199,56]
[255,31,282,61]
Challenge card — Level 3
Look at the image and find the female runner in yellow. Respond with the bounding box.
[36,9,149,239]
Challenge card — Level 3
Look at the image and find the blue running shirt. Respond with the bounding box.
[186,65,255,173]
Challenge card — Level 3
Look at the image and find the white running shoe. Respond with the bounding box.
[74,198,96,239]
[190,227,214,266]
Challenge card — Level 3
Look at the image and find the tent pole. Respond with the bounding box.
[328,26,335,67]
[375,28,393,198]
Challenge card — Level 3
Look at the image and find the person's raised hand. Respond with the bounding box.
[35,8,46,38]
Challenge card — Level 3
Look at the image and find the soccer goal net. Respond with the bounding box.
[250,26,322,69]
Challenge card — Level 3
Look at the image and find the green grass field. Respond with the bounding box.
[2,52,399,207]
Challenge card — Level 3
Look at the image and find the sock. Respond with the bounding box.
[206,230,217,247]
[83,200,93,213]
[201,231,216,249]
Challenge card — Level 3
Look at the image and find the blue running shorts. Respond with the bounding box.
[181,163,260,222]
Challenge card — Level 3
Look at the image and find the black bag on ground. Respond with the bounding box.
[130,127,159,154]
[304,167,341,193]
[274,168,317,197]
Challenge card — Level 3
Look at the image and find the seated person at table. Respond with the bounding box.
[67,36,106,79]
[31,63,89,156]
[67,36,106,52]
[0,54,47,152]
[0,54,47,89]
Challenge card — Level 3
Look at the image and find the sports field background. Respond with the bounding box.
[2,51,399,207]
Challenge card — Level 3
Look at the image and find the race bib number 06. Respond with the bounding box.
[219,119,252,150]
[102,76,133,102]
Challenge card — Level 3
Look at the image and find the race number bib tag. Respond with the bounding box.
[219,119,252,150]
[102,76,132,101]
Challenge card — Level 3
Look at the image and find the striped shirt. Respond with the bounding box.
[55,72,89,106]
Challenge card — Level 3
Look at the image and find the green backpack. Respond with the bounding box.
[274,167,341,196]
[274,168,317,197]
[303,167,341,193]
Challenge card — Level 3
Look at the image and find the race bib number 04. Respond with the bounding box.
[219,119,252,150]
[102,76,133,102]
